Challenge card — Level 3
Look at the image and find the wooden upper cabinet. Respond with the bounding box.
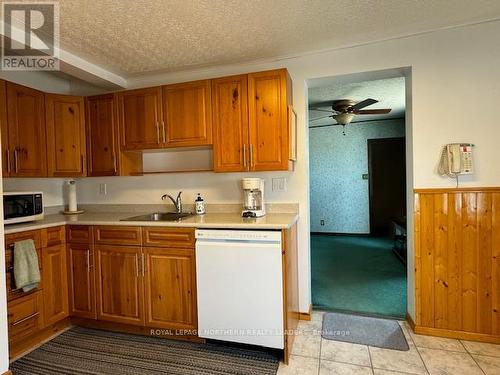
[86,94,119,176]
[6,82,47,177]
[248,69,291,171]
[117,87,163,150]
[162,80,212,147]
[45,94,86,177]
[212,75,249,172]
[0,80,9,177]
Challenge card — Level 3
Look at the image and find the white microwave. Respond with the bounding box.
[3,192,44,225]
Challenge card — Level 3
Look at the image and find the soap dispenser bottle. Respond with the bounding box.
[195,193,206,215]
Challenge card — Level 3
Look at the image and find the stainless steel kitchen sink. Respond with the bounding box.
[121,212,194,222]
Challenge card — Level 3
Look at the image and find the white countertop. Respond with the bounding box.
[4,211,299,234]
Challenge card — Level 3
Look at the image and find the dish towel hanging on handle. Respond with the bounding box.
[13,239,40,292]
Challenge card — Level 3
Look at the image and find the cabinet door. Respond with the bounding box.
[248,69,291,171]
[118,87,163,150]
[86,94,119,176]
[212,75,249,172]
[144,247,197,330]
[45,94,86,177]
[67,242,96,319]
[0,80,10,177]
[42,244,69,326]
[95,245,144,325]
[6,82,47,177]
[163,80,212,147]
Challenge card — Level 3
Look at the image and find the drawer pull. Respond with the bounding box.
[12,312,39,326]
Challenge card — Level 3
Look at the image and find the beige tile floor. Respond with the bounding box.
[278,311,500,375]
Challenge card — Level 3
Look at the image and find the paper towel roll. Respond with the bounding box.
[67,180,77,212]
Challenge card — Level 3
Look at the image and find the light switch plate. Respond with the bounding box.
[272,177,287,192]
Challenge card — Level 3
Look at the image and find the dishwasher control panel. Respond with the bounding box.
[195,229,281,242]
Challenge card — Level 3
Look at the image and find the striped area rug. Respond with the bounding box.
[10,326,279,375]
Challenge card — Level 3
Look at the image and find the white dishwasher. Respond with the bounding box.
[195,229,284,349]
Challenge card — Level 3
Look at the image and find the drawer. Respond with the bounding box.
[67,225,93,244]
[5,230,41,252]
[6,246,43,275]
[94,226,142,246]
[143,227,195,248]
[42,226,66,247]
[8,292,43,343]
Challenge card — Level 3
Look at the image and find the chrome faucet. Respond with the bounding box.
[162,191,183,213]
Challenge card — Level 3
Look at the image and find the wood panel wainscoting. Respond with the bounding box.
[414,187,500,344]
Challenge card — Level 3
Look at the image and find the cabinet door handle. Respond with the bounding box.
[242,145,247,168]
[141,253,145,276]
[6,150,11,174]
[86,250,90,273]
[155,121,160,144]
[112,152,118,175]
[12,312,39,326]
[161,121,166,144]
[249,144,254,168]
[135,254,140,277]
[13,149,19,173]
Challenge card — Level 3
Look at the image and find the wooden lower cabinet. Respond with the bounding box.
[95,244,145,325]
[67,242,96,319]
[42,244,69,326]
[143,247,197,330]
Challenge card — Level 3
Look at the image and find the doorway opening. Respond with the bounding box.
[308,70,408,319]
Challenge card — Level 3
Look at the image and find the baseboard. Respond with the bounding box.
[406,313,416,331]
[71,317,204,343]
[310,232,370,237]
[298,304,312,321]
[9,318,72,362]
[413,325,500,344]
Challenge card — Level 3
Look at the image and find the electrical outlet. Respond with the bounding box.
[320,220,325,226]
[272,177,287,192]
[99,183,107,195]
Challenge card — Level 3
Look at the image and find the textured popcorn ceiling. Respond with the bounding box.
[309,77,405,126]
[55,0,500,76]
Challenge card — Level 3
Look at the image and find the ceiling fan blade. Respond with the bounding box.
[309,108,334,113]
[309,115,333,122]
[349,98,378,111]
[355,109,392,115]
[310,100,335,108]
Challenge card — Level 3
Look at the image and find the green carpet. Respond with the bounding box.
[311,234,407,319]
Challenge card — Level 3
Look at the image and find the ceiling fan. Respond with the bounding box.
[309,98,392,133]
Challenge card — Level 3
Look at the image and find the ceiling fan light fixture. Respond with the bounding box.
[333,113,355,125]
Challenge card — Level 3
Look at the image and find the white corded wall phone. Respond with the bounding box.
[438,143,474,177]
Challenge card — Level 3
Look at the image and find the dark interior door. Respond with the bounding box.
[368,137,406,236]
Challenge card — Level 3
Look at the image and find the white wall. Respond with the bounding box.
[3,178,65,207]
[5,21,500,317]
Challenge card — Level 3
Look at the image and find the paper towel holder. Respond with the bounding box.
[62,179,85,215]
